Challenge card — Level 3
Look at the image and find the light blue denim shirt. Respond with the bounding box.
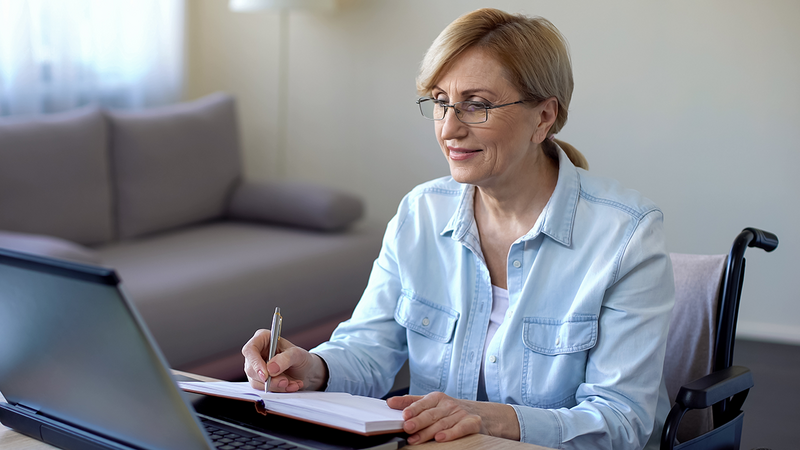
[312,148,675,450]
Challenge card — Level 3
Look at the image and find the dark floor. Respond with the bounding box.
[733,339,800,450]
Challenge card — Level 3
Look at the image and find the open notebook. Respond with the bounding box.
[181,381,405,436]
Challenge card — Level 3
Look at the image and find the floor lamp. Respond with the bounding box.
[228,0,340,178]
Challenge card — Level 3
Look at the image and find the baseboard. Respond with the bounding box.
[736,320,800,345]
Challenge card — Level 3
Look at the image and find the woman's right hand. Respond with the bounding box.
[241,329,329,392]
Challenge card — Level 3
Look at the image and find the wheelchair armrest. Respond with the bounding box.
[662,366,753,450]
[676,365,753,409]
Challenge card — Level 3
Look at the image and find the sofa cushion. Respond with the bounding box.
[95,222,383,370]
[107,93,242,239]
[227,181,364,231]
[0,106,113,245]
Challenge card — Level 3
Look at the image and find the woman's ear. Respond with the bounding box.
[532,97,558,143]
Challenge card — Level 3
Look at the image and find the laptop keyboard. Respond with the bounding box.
[200,416,312,450]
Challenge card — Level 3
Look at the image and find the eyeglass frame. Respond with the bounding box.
[415,97,526,124]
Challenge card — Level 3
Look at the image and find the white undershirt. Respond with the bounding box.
[477,285,509,401]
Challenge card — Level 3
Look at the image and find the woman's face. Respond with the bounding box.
[432,47,552,190]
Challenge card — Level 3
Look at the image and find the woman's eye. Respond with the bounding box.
[463,102,484,112]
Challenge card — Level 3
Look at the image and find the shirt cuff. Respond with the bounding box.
[511,404,562,449]
[310,348,348,393]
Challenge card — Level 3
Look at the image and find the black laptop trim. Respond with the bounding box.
[0,248,119,286]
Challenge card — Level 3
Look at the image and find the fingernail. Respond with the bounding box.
[407,435,418,444]
[405,422,416,432]
[258,370,266,382]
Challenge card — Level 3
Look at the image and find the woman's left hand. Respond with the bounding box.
[386,392,520,445]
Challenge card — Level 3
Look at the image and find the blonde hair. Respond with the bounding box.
[417,8,588,169]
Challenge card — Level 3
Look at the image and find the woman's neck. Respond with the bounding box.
[474,151,558,235]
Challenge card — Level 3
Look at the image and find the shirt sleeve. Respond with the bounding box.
[514,209,675,449]
[310,210,409,398]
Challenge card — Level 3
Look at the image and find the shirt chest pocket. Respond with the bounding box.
[395,291,459,392]
[520,314,597,408]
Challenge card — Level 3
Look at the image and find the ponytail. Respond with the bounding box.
[547,138,588,170]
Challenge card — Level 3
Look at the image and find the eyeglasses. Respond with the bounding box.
[416,97,525,124]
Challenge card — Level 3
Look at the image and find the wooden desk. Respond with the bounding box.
[0,425,547,449]
[1,372,550,450]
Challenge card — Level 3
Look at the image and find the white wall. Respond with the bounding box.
[188,0,800,344]
[187,0,281,180]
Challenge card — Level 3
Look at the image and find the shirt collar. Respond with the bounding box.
[441,146,580,247]
[442,183,476,241]
[538,146,579,247]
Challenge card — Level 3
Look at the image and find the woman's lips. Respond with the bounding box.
[448,146,482,161]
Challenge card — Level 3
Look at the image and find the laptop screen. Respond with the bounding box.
[0,249,211,449]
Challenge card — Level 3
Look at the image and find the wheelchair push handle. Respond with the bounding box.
[742,227,779,252]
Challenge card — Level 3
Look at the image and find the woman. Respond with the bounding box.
[242,8,674,449]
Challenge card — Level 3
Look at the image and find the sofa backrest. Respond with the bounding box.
[106,92,242,240]
[0,106,114,246]
[0,93,243,245]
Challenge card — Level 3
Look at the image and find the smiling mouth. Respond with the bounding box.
[448,147,481,161]
[448,147,481,155]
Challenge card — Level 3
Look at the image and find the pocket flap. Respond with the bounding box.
[522,314,597,355]
[395,291,459,343]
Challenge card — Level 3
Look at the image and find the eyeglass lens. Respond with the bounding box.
[419,99,487,124]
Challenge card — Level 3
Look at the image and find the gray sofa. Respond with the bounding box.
[0,93,383,380]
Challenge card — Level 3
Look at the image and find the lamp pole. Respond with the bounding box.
[275,9,289,178]
[228,0,340,178]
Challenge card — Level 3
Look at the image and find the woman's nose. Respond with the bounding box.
[439,107,467,140]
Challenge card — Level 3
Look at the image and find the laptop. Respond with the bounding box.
[0,248,404,450]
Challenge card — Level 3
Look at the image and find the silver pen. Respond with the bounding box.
[264,307,282,393]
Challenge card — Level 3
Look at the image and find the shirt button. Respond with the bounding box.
[506,310,513,319]
[555,336,561,346]
[512,260,522,268]
[421,317,430,326]
[489,355,497,363]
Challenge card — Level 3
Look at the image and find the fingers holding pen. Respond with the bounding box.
[241,329,297,388]
[242,332,318,392]
[264,345,307,392]
[242,327,329,393]
[242,328,272,389]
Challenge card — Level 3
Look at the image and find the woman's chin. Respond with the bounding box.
[448,167,481,185]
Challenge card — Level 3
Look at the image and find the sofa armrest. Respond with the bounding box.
[226,181,364,231]
[0,230,102,265]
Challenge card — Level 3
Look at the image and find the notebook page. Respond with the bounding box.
[179,381,404,434]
